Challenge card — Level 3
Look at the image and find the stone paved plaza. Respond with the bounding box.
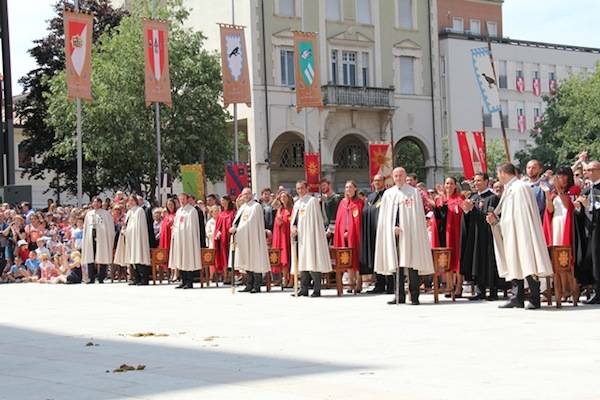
[1,283,600,400]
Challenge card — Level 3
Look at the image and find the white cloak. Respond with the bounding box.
[81,208,115,265]
[205,218,215,248]
[491,178,553,280]
[122,206,151,266]
[233,200,270,273]
[374,184,434,276]
[169,204,202,271]
[290,195,332,273]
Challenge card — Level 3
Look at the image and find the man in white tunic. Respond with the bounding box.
[122,195,152,285]
[81,197,115,284]
[374,167,434,305]
[230,188,270,293]
[291,181,332,297]
[487,162,553,309]
[170,193,202,289]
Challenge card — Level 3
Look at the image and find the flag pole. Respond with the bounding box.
[487,39,510,162]
[73,0,83,207]
[232,0,239,164]
[302,0,309,156]
[481,106,488,170]
[152,0,162,203]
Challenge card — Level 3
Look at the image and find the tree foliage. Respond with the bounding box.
[515,69,600,169]
[44,0,230,198]
[16,1,128,192]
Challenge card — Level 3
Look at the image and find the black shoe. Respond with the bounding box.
[526,302,541,310]
[292,291,308,297]
[128,281,139,286]
[98,280,104,284]
[468,293,485,301]
[498,300,525,309]
[138,281,149,286]
[251,288,261,293]
[385,289,395,295]
[411,299,420,305]
[346,289,354,294]
[584,294,600,305]
[183,284,194,289]
[239,286,252,293]
[310,292,321,297]
[367,287,385,294]
[486,294,499,301]
[387,297,406,305]
[86,280,95,284]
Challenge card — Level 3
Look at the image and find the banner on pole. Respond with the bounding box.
[219,24,251,108]
[64,10,93,102]
[533,78,541,96]
[457,131,488,179]
[549,79,557,95]
[518,114,526,133]
[470,47,501,114]
[225,161,249,198]
[368,143,393,187]
[293,31,323,112]
[143,19,172,107]
[180,164,205,200]
[516,76,525,93]
[304,153,321,193]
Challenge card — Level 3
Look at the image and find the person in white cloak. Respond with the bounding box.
[169,193,203,289]
[291,181,332,297]
[117,195,152,286]
[486,162,553,309]
[81,197,115,284]
[229,188,270,293]
[374,167,434,305]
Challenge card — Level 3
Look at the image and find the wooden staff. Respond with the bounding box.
[229,231,236,294]
[292,234,299,297]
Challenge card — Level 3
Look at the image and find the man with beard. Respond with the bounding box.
[461,173,501,301]
[360,175,393,294]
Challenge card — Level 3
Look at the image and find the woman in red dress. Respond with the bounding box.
[272,191,293,287]
[333,180,364,293]
[213,195,236,283]
[159,198,177,277]
[434,177,465,297]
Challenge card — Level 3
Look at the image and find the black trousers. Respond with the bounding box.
[300,271,322,295]
[393,268,420,302]
[88,264,107,283]
[509,276,541,306]
[132,264,151,284]
[375,273,395,292]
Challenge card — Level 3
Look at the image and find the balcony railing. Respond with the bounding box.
[322,85,394,109]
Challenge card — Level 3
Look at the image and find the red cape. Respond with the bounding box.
[213,209,236,272]
[333,197,364,272]
[271,208,292,273]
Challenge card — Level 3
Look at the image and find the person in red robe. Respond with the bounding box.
[159,198,176,277]
[333,180,364,293]
[213,195,236,283]
[271,191,293,287]
[434,177,465,298]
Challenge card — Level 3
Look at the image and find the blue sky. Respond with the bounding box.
[5,0,600,93]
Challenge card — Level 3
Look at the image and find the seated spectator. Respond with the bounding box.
[4,256,31,283]
[65,250,83,284]
[34,237,51,258]
[25,251,41,279]
[15,239,29,265]
[39,254,61,283]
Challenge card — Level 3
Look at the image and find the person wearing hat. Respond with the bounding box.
[35,237,51,259]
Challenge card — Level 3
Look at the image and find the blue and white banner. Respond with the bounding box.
[471,47,501,114]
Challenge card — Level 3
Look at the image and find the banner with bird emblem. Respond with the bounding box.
[64,10,93,102]
[368,143,393,187]
[470,47,501,114]
[293,31,323,112]
[143,19,172,107]
[219,24,251,107]
[304,153,321,193]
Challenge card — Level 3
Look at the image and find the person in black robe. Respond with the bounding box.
[460,173,502,301]
[359,175,393,294]
[319,178,341,243]
[575,161,600,304]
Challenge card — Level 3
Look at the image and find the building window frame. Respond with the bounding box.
[325,0,342,22]
[279,47,295,87]
[486,21,498,37]
[469,19,481,35]
[452,17,464,33]
[398,56,415,95]
[356,0,372,25]
[396,0,416,30]
[342,50,358,87]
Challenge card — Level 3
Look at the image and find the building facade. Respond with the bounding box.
[437,0,502,38]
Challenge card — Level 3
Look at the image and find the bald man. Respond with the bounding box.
[575,160,600,304]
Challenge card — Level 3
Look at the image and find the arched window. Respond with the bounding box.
[334,141,368,169]
[279,141,305,168]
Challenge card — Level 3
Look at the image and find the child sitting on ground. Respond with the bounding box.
[2,256,31,283]
[39,253,60,283]
[25,251,41,280]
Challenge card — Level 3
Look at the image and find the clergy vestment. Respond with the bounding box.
[491,178,553,281]
[360,190,385,275]
[81,208,115,283]
[213,209,235,273]
[292,194,332,296]
[233,200,270,274]
[272,207,292,274]
[460,189,501,296]
[169,204,202,271]
[575,182,600,291]
[333,197,364,272]
[434,193,464,274]
[122,206,152,266]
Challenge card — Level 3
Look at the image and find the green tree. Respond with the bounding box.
[16,1,128,196]
[485,138,507,176]
[45,1,230,199]
[515,69,600,169]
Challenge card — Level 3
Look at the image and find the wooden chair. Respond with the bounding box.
[432,247,452,303]
[150,248,170,285]
[200,248,215,288]
[550,245,579,308]
[330,247,354,296]
[265,248,283,292]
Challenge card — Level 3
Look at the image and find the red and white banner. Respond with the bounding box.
[143,19,172,107]
[225,161,250,198]
[64,10,93,102]
[516,76,525,93]
[219,24,251,107]
[533,78,541,96]
[368,143,393,187]
[518,114,526,133]
[456,131,487,179]
[304,153,321,193]
[549,79,557,95]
